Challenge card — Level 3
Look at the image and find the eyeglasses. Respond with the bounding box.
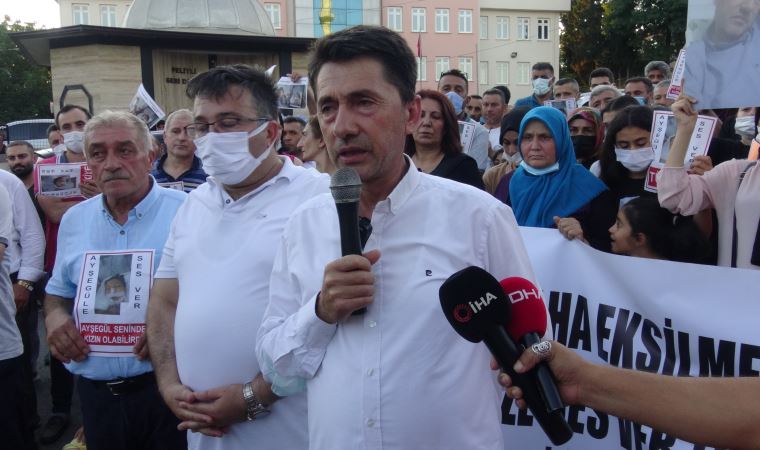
[184,117,271,139]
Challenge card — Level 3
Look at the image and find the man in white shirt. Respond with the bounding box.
[147,64,328,450]
[257,25,540,450]
[482,88,508,150]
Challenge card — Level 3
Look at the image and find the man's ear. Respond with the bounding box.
[404,95,422,135]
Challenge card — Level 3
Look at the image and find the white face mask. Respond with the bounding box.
[532,78,552,96]
[615,147,654,172]
[734,116,756,138]
[193,120,273,186]
[53,144,66,154]
[505,152,523,165]
[63,131,85,153]
[519,160,560,176]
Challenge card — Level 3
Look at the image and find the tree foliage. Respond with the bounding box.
[0,16,52,124]
[561,0,687,89]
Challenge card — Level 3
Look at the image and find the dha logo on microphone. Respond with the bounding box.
[507,288,540,304]
[453,292,498,323]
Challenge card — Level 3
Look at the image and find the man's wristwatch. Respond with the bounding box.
[243,381,270,421]
[16,280,34,292]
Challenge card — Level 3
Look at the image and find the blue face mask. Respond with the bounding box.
[519,160,560,176]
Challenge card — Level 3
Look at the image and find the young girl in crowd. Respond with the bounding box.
[609,196,709,263]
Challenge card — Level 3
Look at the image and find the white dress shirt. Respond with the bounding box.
[156,157,329,450]
[0,170,45,282]
[257,157,539,450]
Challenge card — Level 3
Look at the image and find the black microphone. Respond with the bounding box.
[439,266,573,446]
[330,167,366,315]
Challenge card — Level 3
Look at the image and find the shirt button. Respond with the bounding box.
[366,368,374,376]
[366,418,374,427]
[120,230,125,235]
[225,199,231,204]
[368,320,377,328]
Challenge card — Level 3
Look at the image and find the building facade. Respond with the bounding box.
[58,0,133,27]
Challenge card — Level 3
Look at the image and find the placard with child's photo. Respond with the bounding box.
[276,76,308,110]
[73,250,154,356]
[543,99,577,118]
[35,163,91,198]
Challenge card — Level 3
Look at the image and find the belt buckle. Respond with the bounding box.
[105,378,129,396]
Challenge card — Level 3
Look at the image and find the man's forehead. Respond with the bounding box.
[59,109,89,123]
[439,75,466,87]
[193,86,255,116]
[7,145,33,155]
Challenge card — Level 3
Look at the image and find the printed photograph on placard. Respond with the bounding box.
[36,163,86,198]
[276,77,309,110]
[684,0,760,108]
[543,99,577,117]
[158,181,185,191]
[458,121,476,156]
[667,49,686,100]
[73,250,155,356]
[129,84,166,129]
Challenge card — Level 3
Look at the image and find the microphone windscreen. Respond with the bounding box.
[499,277,547,341]
[439,266,512,343]
[330,167,361,203]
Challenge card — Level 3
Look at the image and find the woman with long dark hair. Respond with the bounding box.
[404,90,484,189]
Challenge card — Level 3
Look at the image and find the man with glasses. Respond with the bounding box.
[147,64,327,449]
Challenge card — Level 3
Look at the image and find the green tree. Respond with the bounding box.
[560,0,687,89]
[0,16,52,124]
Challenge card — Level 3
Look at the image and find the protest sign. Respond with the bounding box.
[499,227,759,450]
[544,99,577,117]
[645,111,716,192]
[73,250,154,356]
[35,163,92,198]
[667,49,686,100]
[458,121,477,156]
[276,76,308,109]
[158,181,185,191]
[683,0,760,109]
[128,84,165,129]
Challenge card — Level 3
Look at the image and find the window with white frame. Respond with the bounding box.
[417,57,427,81]
[479,61,488,85]
[496,62,509,84]
[496,16,509,39]
[458,10,472,33]
[435,9,449,33]
[537,18,549,40]
[264,3,281,29]
[412,8,426,32]
[100,4,116,26]
[517,17,530,40]
[518,62,530,84]
[459,57,472,80]
[387,7,402,32]
[72,4,89,25]
[435,57,450,80]
[479,16,488,39]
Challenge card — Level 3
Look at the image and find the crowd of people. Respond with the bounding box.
[0,21,759,450]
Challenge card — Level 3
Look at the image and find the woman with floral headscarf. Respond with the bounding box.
[567,107,604,169]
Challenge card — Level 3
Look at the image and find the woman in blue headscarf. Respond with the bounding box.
[508,106,617,251]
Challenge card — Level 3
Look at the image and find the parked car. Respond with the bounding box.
[5,118,55,150]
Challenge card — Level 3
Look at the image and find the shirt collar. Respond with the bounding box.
[100,176,161,222]
[209,156,299,204]
[156,154,203,174]
[383,155,420,215]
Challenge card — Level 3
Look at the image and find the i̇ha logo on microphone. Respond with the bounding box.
[453,292,498,322]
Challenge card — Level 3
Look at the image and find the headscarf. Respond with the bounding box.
[567,107,604,151]
[499,106,531,145]
[509,106,608,227]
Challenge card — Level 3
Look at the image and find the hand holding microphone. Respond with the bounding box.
[439,267,573,446]
[317,168,377,323]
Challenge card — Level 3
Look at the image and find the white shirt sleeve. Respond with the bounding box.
[154,216,178,279]
[0,185,13,250]
[8,178,45,281]
[256,230,337,395]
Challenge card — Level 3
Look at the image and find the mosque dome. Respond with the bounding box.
[124,0,275,36]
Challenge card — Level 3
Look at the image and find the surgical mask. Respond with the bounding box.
[445,92,464,115]
[615,146,654,172]
[193,121,273,186]
[520,160,559,176]
[571,135,597,160]
[532,78,552,96]
[505,152,523,165]
[734,116,756,138]
[63,131,85,153]
[53,144,66,154]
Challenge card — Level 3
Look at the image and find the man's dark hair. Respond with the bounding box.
[308,25,417,104]
[601,95,640,119]
[532,62,554,74]
[283,116,307,127]
[7,140,34,152]
[589,67,614,83]
[46,124,59,136]
[186,64,278,119]
[555,77,579,88]
[466,94,482,101]
[439,68,469,84]
[624,76,654,93]
[482,89,506,104]
[55,105,92,127]
[490,85,511,105]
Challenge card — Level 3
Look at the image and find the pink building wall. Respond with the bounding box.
[381,0,479,94]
